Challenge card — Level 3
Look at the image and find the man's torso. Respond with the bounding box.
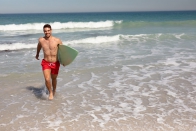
[39,36,59,63]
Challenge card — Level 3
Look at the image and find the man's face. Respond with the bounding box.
[43,27,51,38]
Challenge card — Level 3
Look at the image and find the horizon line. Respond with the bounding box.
[1,10,196,15]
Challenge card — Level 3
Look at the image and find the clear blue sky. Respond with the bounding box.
[0,0,196,14]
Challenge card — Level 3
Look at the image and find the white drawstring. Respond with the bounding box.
[48,63,55,66]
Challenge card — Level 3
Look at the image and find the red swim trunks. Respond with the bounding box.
[41,59,60,74]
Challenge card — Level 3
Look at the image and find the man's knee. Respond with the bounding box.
[51,74,58,81]
[45,77,51,83]
[51,77,57,81]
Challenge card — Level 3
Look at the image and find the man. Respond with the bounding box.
[35,24,62,100]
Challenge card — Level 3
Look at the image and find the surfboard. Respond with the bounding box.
[57,44,78,66]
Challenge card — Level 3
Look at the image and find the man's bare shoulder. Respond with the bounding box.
[38,37,45,42]
[53,37,62,44]
[52,36,60,41]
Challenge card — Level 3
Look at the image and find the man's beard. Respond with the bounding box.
[45,34,51,38]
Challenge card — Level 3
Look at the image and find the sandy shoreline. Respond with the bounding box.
[1,66,196,131]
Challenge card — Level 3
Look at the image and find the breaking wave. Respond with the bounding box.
[0,33,194,51]
[0,21,122,31]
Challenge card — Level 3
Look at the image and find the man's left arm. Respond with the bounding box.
[57,37,63,45]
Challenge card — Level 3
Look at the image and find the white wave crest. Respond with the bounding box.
[0,43,36,51]
[0,35,122,51]
[0,21,122,31]
[64,35,121,45]
[0,33,189,51]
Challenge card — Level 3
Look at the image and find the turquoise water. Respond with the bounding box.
[0,11,196,130]
[0,11,196,48]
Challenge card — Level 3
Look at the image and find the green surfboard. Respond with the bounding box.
[57,44,78,66]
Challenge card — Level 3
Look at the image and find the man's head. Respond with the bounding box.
[43,24,52,38]
[43,24,52,30]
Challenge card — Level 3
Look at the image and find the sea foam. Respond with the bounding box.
[0,43,36,51]
[0,33,192,51]
[0,21,122,31]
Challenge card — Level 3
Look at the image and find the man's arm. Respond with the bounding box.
[57,38,63,48]
[58,38,63,45]
[35,42,42,60]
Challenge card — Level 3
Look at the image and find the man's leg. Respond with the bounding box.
[51,74,58,96]
[43,69,53,100]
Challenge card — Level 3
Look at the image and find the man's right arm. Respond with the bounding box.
[35,42,42,60]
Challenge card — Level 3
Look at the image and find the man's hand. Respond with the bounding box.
[35,55,39,60]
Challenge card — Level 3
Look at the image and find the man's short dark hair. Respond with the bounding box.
[43,24,52,30]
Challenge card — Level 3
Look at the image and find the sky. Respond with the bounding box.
[0,0,196,14]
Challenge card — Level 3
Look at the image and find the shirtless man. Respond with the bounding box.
[35,24,62,100]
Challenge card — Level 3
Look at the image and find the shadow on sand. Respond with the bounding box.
[26,85,49,100]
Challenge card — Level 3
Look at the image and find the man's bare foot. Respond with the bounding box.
[49,92,53,100]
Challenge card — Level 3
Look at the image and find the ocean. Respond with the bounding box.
[0,11,196,131]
